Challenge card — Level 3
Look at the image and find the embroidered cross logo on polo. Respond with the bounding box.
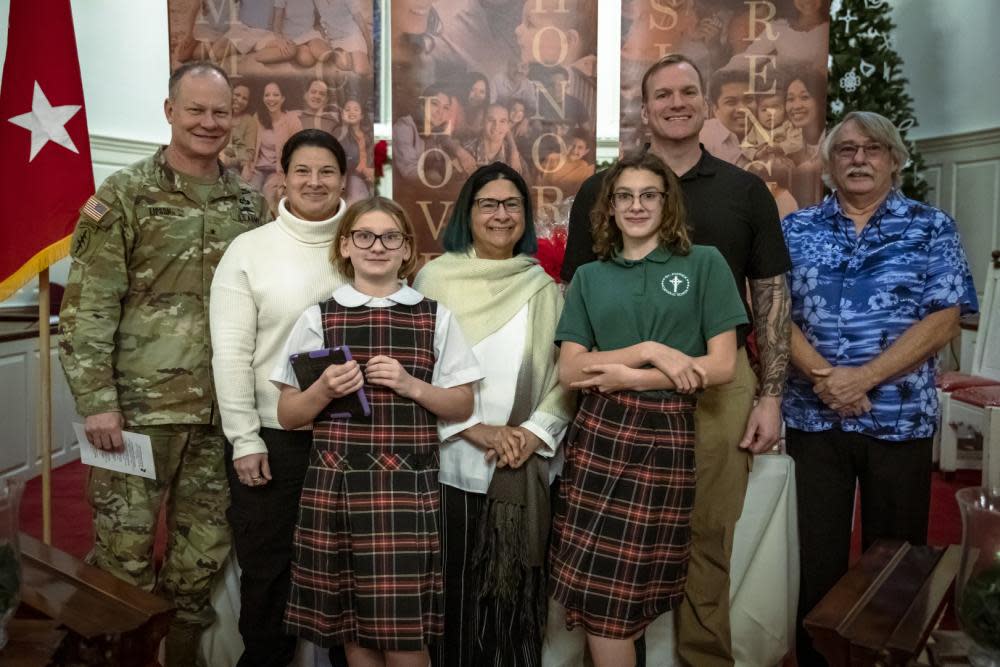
[661,272,690,296]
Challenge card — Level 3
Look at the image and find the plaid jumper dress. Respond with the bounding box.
[284,297,444,650]
[549,390,697,639]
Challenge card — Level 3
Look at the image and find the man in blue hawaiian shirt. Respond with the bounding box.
[781,110,978,667]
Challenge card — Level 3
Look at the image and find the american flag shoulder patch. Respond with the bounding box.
[81,196,110,222]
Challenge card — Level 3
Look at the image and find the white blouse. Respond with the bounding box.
[437,304,569,494]
[270,283,483,394]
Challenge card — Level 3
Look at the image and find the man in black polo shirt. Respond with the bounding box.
[560,54,792,667]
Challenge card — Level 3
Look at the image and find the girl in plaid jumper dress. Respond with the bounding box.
[550,153,748,667]
[272,197,482,667]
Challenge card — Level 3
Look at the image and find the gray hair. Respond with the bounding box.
[168,61,230,101]
[821,111,910,188]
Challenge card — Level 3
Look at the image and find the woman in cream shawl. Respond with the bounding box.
[414,162,574,667]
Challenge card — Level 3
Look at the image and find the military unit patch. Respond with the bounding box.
[81,196,110,222]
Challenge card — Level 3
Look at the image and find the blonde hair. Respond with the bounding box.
[591,151,690,259]
[332,197,419,281]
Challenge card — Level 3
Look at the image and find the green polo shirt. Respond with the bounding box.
[556,244,748,357]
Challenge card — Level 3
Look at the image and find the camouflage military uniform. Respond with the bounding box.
[59,147,269,659]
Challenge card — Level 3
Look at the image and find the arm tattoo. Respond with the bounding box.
[750,275,791,397]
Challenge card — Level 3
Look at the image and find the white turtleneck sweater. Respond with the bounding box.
[210,197,347,460]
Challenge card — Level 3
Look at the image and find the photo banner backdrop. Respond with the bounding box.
[391,0,599,262]
[167,0,377,210]
[620,0,831,212]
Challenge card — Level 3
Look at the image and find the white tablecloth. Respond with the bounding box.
[200,556,334,667]
[729,453,799,667]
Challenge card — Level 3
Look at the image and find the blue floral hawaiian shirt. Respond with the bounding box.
[781,189,978,441]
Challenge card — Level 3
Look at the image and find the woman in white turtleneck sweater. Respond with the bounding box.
[209,129,348,667]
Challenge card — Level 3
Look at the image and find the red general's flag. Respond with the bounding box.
[0,0,94,300]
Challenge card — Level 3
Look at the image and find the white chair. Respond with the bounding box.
[939,250,1000,489]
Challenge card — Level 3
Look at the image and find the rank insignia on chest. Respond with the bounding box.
[237,209,259,224]
[81,196,110,222]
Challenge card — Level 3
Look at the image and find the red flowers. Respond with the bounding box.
[374,139,388,179]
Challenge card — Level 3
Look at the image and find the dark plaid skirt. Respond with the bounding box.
[285,448,443,650]
[548,390,697,639]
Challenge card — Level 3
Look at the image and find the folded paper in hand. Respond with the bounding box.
[73,423,156,480]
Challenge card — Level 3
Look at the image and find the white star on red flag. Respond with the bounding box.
[7,81,82,161]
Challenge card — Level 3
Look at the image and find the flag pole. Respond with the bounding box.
[38,268,53,545]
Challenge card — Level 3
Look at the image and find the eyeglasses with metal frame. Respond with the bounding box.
[611,190,666,210]
[834,142,886,160]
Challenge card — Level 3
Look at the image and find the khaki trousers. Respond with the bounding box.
[673,349,755,667]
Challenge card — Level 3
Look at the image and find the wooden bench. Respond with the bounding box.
[804,540,961,666]
[6,533,175,666]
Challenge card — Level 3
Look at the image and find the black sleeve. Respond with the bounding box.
[745,175,792,280]
[560,170,605,283]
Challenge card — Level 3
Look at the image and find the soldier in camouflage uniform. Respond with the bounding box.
[58,62,270,667]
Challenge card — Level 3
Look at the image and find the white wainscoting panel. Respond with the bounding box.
[918,128,1000,297]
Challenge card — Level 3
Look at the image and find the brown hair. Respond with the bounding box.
[641,53,705,102]
[591,151,690,259]
[332,197,419,281]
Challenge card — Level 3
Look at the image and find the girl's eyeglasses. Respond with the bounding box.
[611,191,666,210]
[349,230,409,250]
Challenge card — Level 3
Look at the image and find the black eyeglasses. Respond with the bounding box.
[349,230,409,250]
[475,197,524,214]
[611,191,666,209]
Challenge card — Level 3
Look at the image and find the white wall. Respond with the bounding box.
[69,1,173,144]
[890,0,1000,140]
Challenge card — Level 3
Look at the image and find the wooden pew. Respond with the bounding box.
[11,533,174,666]
[804,540,961,666]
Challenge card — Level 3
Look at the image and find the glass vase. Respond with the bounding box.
[956,487,1000,667]
[0,478,24,652]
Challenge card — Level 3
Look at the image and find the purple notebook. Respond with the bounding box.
[289,345,371,419]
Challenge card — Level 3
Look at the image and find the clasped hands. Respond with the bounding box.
[464,423,541,469]
[810,365,877,417]
[571,341,707,394]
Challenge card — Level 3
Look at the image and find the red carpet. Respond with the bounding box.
[19,461,92,559]
[20,460,972,561]
[20,461,169,561]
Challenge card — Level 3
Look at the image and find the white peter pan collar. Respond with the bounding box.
[331,283,424,307]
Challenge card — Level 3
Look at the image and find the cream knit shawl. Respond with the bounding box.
[413,251,573,427]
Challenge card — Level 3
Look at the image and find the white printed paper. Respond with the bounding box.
[73,423,156,480]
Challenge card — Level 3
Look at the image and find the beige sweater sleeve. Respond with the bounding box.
[210,244,268,460]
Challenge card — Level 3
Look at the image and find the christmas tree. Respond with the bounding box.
[827,0,928,200]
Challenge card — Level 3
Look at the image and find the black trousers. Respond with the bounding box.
[785,428,932,667]
[225,429,347,667]
[433,483,544,667]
